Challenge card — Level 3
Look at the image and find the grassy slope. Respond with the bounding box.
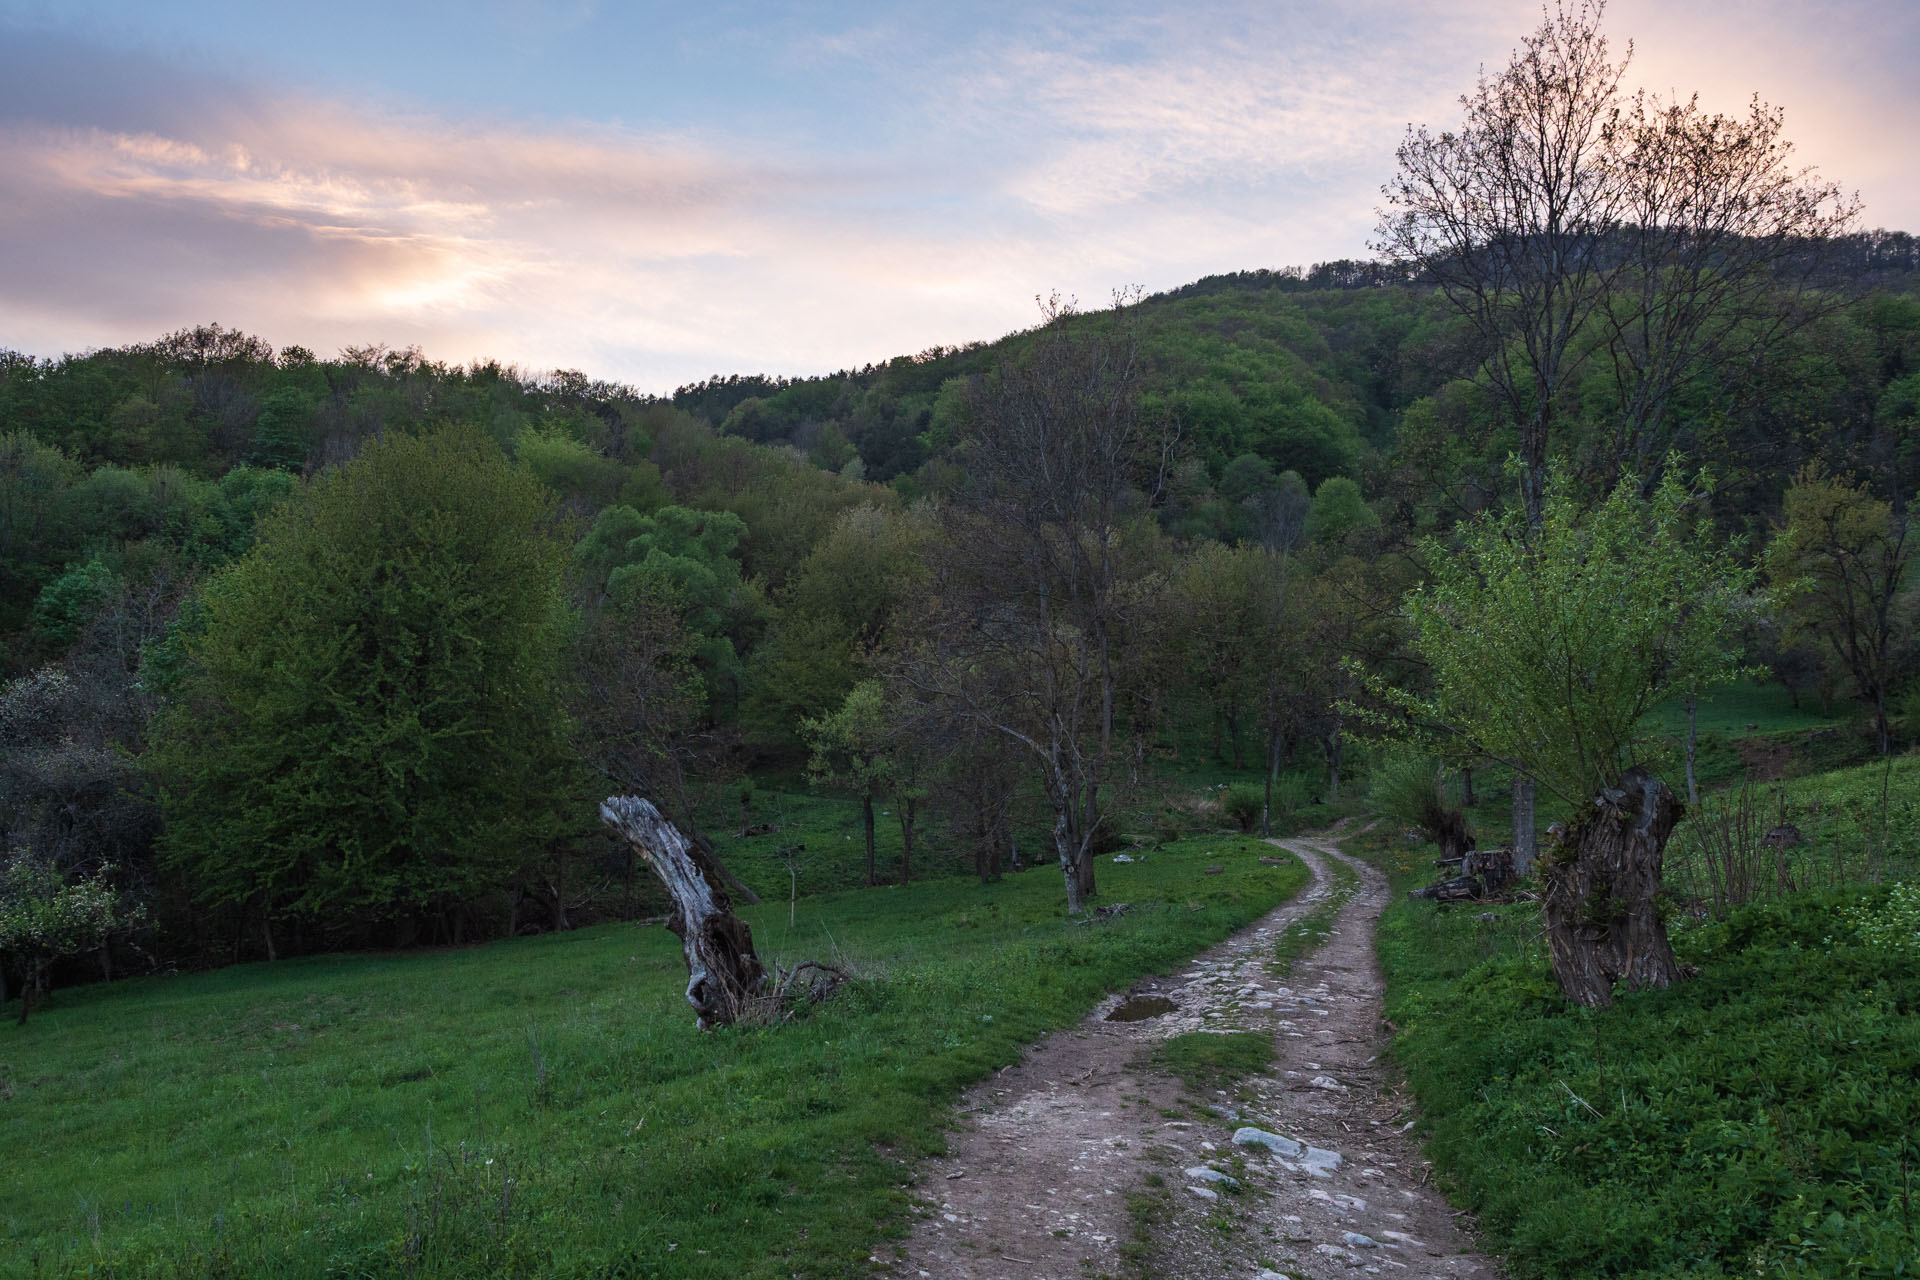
[1,836,1306,1280]
[1664,754,1920,909]
[1354,815,1920,1279]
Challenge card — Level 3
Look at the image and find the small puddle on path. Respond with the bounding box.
[1105,995,1176,1022]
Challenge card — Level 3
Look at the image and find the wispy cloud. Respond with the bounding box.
[0,2,1911,389]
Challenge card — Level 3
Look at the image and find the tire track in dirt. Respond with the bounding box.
[890,833,1503,1280]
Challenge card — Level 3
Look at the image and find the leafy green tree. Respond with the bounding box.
[250,387,318,471]
[31,557,117,652]
[0,854,142,1024]
[151,428,578,933]
[1173,542,1287,769]
[576,502,756,712]
[1767,463,1914,754]
[515,424,624,509]
[803,680,896,887]
[1394,469,1751,1005]
[744,504,928,739]
[1304,476,1379,548]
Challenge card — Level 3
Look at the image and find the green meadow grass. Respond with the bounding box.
[1354,817,1920,1278]
[1643,683,1851,737]
[1145,1031,1274,1094]
[1664,754,1920,910]
[1,836,1306,1279]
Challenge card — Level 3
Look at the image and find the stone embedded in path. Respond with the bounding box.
[1307,1074,1346,1090]
[1184,1166,1241,1190]
[1187,1185,1220,1201]
[1341,1232,1381,1249]
[1232,1126,1304,1157]
[1282,1145,1345,1178]
[1313,1243,1364,1265]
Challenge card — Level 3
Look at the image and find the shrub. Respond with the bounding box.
[1367,750,1471,855]
[1221,785,1263,832]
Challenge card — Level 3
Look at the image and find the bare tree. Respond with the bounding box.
[903,295,1174,914]
[1600,93,1858,477]
[1375,0,1633,529]
[1377,0,1854,869]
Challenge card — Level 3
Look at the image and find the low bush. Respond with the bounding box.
[1221,785,1264,832]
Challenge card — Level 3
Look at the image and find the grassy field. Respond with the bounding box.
[1355,812,1920,1278]
[1,836,1306,1279]
[1643,683,1852,737]
[1664,754,1920,913]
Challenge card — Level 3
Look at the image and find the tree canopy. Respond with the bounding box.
[1395,468,1753,808]
[151,428,579,927]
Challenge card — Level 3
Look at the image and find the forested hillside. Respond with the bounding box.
[1,233,1917,986]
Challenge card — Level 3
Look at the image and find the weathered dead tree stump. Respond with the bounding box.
[601,795,769,1030]
[1539,768,1685,1008]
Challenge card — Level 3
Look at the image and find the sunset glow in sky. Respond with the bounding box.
[2,0,1915,391]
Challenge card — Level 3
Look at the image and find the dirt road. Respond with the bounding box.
[891,834,1502,1280]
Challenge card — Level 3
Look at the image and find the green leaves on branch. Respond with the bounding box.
[150,428,578,922]
[1,854,143,1019]
[1385,468,1753,808]
[0,855,133,959]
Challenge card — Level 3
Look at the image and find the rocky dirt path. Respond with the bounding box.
[890,834,1502,1280]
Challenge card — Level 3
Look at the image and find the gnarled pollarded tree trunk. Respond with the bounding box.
[600,795,768,1030]
[1539,768,1685,1007]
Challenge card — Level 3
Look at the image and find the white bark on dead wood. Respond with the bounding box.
[600,795,768,1030]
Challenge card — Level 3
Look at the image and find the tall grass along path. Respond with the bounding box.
[894,831,1503,1280]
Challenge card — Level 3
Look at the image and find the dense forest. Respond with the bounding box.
[2,229,1916,988]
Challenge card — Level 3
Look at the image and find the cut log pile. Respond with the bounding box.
[1409,846,1521,902]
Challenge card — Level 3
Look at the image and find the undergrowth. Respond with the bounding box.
[1356,821,1920,1279]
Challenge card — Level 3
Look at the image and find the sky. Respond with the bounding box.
[0,0,1914,392]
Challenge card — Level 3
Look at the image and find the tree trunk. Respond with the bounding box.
[1054,811,1088,914]
[550,851,570,932]
[1324,714,1343,802]
[1511,776,1538,878]
[18,958,42,1025]
[1435,809,1474,862]
[1539,769,1685,1008]
[1684,697,1699,806]
[861,793,877,887]
[897,798,916,885]
[601,795,768,1031]
[1462,765,1475,808]
[1262,729,1281,836]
